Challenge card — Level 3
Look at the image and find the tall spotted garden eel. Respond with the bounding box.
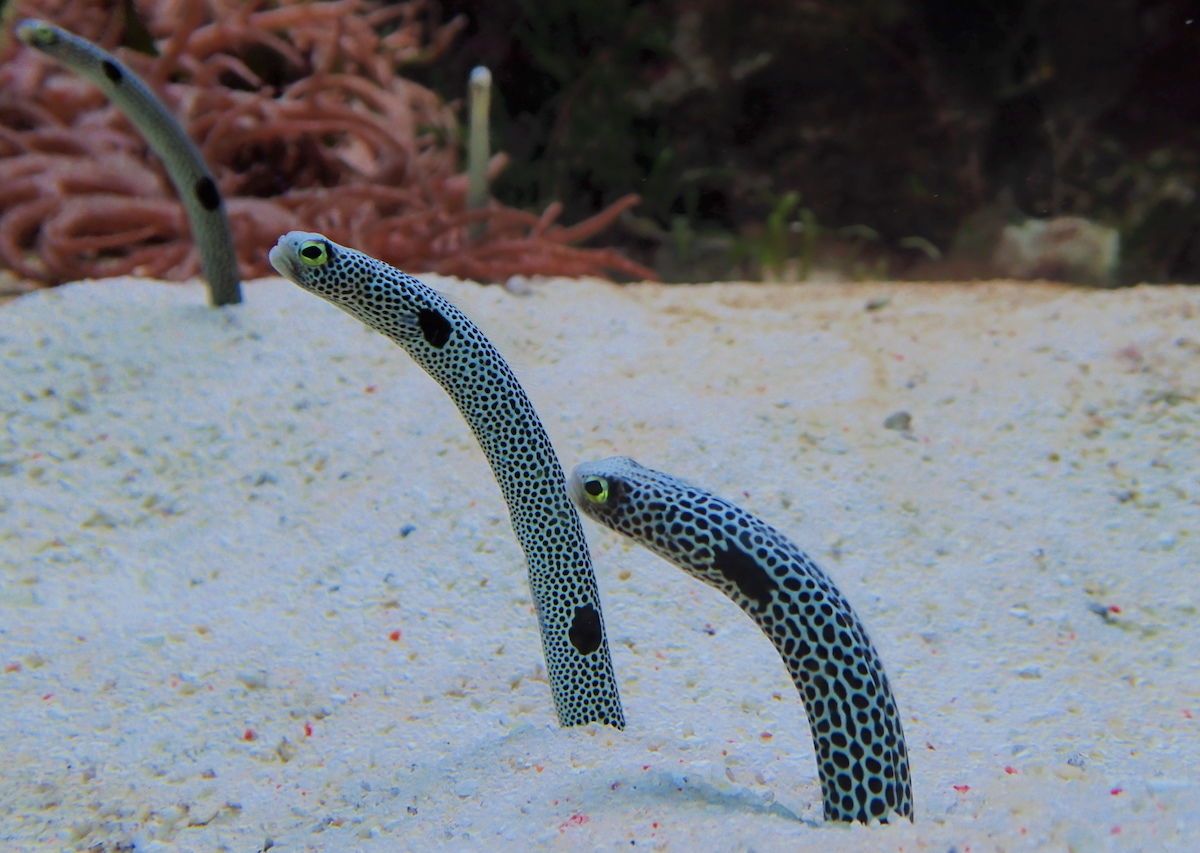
[569,456,913,823]
[16,19,242,306]
[270,232,624,729]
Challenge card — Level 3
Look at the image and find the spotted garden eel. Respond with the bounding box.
[569,456,912,823]
[269,231,624,728]
[16,18,242,306]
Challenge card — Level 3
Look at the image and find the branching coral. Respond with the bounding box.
[0,0,655,286]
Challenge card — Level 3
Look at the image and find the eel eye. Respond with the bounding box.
[582,476,609,504]
[298,240,329,267]
[21,23,59,47]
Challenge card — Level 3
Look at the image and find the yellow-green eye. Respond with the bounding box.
[582,476,609,504]
[19,23,59,48]
[298,240,329,267]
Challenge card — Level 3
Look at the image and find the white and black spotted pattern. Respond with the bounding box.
[270,231,624,728]
[16,19,241,306]
[569,456,912,823]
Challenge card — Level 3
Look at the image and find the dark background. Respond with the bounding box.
[410,0,1200,282]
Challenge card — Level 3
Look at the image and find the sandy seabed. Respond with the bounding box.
[1,275,1197,852]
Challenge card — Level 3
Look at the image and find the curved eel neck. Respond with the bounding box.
[571,457,912,822]
[647,495,911,821]
[335,265,624,729]
[17,19,241,306]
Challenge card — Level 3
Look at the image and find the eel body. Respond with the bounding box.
[269,231,624,728]
[569,456,912,822]
[466,66,492,217]
[17,18,242,306]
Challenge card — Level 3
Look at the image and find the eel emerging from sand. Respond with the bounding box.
[16,18,242,306]
[269,231,624,729]
[569,456,913,823]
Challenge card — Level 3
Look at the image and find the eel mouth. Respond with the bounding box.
[268,240,299,282]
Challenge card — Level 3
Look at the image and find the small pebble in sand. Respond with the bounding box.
[504,276,534,296]
[237,670,269,690]
[883,410,913,431]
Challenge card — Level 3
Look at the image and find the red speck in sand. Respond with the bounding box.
[4,663,19,673]
[926,742,937,750]
[243,729,256,741]
[1111,826,1122,835]
[41,693,53,701]
[1108,604,1122,614]
[1110,787,1123,796]
[388,630,401,642]
[559,813,589,831]
[1004,766,1018,775]
[953,784,971,793]
[1183,709,1193,719]
[759,731,773,741]
[534,765,544,773]
[304,722,313,737]
[365,385,378,393]
[651,822,661,830]
[642,765,651,771]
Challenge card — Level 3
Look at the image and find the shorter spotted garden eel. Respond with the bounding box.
[270,232,624,728]
[569,456,913,823]
[17,19,242,306]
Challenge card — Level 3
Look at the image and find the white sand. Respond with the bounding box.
[1,276,1197,851]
